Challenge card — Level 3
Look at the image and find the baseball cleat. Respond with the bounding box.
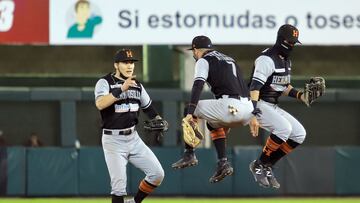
[209,159,234,183]
[249,160,270,188]
[265,166,280,189]
[171,151,198,169]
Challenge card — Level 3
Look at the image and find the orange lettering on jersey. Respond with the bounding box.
[126,51,133,58]
[293,30,299,38]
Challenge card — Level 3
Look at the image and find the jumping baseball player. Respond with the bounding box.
[248,24,325,189]
[172,35,259,183]
[94,49,168,203]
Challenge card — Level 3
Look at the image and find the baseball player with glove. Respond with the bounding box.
[172,35,259,183]
[94,49,168,203]
[248,24,325,189]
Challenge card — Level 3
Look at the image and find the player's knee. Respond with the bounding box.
[297,128,307,144]
[290,127,306,144]
[153,168,165,186]
[276,123,292,139]
[284,124,293,135]
[298,135,306,144]
[301,127,306,137]
[158,168,165,182]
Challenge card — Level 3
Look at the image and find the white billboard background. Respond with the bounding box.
[50,0,360,45]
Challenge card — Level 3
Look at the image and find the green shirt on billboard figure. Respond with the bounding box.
[67,0,102,38]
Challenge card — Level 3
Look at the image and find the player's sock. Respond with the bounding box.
[135,179,157,203]
[268,149,286,166]
[213,138,227,159]
[210,128,226,159]
[270,139,300,165]
[259,134,284,165]
[111,194,124,203]
[210,128,226,140]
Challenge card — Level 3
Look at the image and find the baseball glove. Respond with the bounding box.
[182,116,204,148]
[144,116,169,132]
[303,76,326,106]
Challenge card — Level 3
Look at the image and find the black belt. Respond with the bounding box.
[218,95,250,100]
[216,95,239,99]
[103,129,134,136]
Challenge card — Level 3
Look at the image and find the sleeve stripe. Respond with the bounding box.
[194,77,206,81]
[252,77,265,84]
[141,100,152,109]
[274,68,286,73]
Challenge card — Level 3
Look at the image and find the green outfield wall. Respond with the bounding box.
[0,146,359,197]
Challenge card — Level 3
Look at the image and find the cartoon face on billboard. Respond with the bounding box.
[67,0,102,38]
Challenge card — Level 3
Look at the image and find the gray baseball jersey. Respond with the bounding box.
[252,51,306,143]
[95,73,164,196]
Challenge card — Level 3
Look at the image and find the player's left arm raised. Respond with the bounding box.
[284,77,326,107]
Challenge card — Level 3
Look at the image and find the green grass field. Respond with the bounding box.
[0,198,359,203]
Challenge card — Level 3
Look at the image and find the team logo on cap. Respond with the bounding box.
[126,50,133,58]
[292,30,299,38]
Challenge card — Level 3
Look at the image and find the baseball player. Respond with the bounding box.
[248,24,306,189]
[172,35,259,183]
[94,49,167,203]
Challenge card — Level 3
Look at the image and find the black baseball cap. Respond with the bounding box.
[277,24,301,44]
[114,49,138,63]
[187,35,213,50]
